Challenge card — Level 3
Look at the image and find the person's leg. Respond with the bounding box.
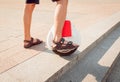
[53,0,68,42]
[52,0,79,56]
[23,0,42,48]
[24,4,35,41]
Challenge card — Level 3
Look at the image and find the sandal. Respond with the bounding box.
[24,37,43,48]
[52,38,79,56]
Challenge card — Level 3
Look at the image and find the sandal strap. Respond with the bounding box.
[67,41,73,45]
[24,37,33,43]
[53,38,65,46]
[59,38,73,46]
[60,38,65,44]
[53,38,74,49]
[53,38,73,45]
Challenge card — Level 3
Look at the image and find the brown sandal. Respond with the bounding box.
[52,38,79,56]
[24,37,43,48]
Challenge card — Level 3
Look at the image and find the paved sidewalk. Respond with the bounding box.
[0,0,120,77]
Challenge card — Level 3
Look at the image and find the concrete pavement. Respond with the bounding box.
[0,0,120,82]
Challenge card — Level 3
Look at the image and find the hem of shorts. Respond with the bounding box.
[26,2,39,4]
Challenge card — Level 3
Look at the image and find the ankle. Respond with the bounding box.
[54,36,62,43]
[24,37,31,41]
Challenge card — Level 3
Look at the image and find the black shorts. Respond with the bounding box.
[26,0,39,4]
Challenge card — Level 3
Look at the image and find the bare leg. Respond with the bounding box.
[53,0,68,42]
[23,3,43,48]
[23,4,35,41]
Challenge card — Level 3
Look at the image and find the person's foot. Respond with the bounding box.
[52,38,79,56]
[24,37,43,48]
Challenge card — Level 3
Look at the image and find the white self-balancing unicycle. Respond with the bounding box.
[46,20,80,56]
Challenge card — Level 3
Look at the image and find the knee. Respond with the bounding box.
[25,4,36,12]
[57,0,68,8]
